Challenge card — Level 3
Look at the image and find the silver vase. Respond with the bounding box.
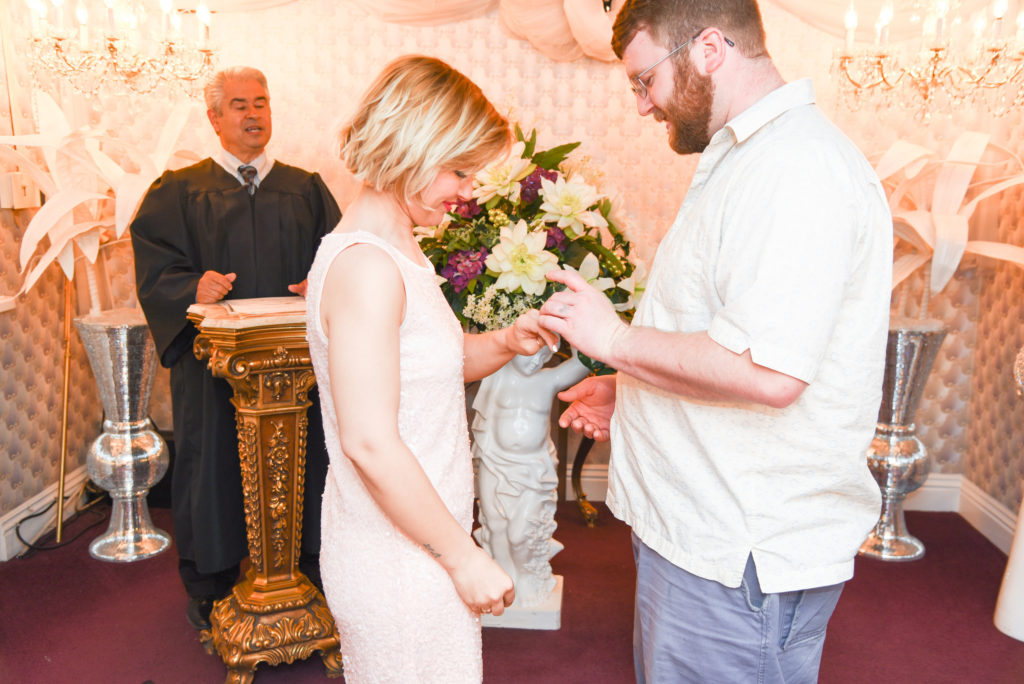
[75,308,170,562]
[859,318,947,561]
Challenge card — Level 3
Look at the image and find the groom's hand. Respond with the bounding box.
[539,269,628,365]
[558,375,616,441]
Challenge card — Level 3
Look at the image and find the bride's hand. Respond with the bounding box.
[448,545,516,616]
[505,309,558,357]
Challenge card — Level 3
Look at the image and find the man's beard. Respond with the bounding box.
[654,58,714,155]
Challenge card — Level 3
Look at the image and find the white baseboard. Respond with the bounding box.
[572,466,1018,555]
[959,477,1018,555]
[563,463,608,503]
[904,472,962,512]
[0,465,91,561]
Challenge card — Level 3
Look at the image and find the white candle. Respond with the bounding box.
[103,0,114,34]
[75,1,87,43]
[197,1,211,48]
[844,3,858,52]
[931,0,949,43]
[51,0,64,34]
[972,14,987,56]
[876,2,893,47]
[169,10,181,40]
[28,0,44,38]
[160,0,172,41]
[993,0,1008,39]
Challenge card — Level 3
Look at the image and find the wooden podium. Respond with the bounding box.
[187,298,342,684]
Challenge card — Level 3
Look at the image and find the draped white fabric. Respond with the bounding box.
[500,0,585,61]
[347,0,497,26]
[195,1,1001,60]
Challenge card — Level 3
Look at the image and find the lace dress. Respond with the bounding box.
[306,231,481,683]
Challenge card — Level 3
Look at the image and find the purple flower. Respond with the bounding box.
[520,168,559,204]
[441,248,489,292]
[451,199,482,219]
[545,225,567,251]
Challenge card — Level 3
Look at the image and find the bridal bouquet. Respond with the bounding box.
[418,126,641,370]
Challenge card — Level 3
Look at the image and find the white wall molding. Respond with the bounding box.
[0,466,90,562]
[959,477,1018,555]
[575,463,608,503]
[571,466,1017,555]
[904,472,963,512]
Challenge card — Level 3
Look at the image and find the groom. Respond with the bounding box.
[540,1,892,681]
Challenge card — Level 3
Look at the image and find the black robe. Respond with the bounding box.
[131,158,341,574]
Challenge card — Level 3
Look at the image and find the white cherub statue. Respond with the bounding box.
[471,345,590,607]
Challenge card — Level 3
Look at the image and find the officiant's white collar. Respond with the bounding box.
[724,78,815,144]
[213,148,276,187]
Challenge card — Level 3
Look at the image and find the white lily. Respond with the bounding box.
[564,252,615,292]
[485,220,558,295]
[473,141,535,204]
[539,175,607,238]
[613,261,648,312]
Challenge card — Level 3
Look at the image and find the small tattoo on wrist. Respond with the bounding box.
[423,543,441,559]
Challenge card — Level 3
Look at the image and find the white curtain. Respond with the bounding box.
[347,0,498,26]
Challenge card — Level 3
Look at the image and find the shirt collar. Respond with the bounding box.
[723,79,816,145]
[213,147,275,187]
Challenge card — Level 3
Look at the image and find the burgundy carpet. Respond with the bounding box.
[2,503,1022,683]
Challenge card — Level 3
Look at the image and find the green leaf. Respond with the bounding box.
[522,128,538,159]
[577,350,616,375]
[533,142,581,170]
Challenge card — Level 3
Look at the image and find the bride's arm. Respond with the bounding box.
[463,310,558,382]
[321,245,514,615]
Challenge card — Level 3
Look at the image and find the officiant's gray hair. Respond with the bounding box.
[205,66,270,115]
[339,55,509,205]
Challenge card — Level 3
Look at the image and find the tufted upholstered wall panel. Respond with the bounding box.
[969,181,1024,514]
[1,0,1021,520]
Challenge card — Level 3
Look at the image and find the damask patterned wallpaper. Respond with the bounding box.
[0,1,1021,520]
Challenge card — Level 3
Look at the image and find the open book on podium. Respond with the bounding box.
[187,296,308,329]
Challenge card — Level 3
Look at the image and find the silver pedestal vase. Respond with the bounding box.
[75,308,170,562]
[859,317,947,561]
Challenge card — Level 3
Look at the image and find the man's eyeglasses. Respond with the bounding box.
[629,29,735,100]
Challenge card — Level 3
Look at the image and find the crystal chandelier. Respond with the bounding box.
[25,0,217,97]
[833,0,1024,118]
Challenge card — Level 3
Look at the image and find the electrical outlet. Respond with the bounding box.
[0,172,42,209]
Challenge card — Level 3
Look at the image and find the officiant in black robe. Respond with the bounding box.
[130,66,340,631]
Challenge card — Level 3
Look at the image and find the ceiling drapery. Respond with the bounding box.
[197,1,1000,62]
[202,0,624,61]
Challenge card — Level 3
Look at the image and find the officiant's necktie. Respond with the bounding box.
[239,164,257,195]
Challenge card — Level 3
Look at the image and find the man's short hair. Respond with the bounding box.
[612,0,768,60]
[204,66,269,114]
[338,55,510,205]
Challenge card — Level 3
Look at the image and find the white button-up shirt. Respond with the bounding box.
[214,148,275,188]
[607,79,892,594]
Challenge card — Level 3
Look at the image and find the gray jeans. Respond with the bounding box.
[632,533,844,684]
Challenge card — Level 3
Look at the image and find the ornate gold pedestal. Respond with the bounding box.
[188,300,342,684]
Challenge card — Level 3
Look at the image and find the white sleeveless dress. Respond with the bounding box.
[306,231,481,683]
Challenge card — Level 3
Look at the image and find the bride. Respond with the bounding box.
[305,55,557,683]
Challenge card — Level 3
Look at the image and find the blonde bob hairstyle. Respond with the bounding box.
[339,55,510,205]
